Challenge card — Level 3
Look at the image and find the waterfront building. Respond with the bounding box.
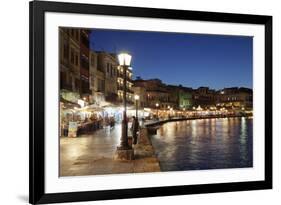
[134,78,172,109]
[166,85,193,110]
[89,51,105,106]
[133,78,194,110]
[132,78,252,113]
[217,87,253,109]
[79,29,91,100]
[117,63,134,104]
[178,87,193,110]
[95,51,119,104]
[59,28,91,137]
[192,87,217,108]
[132,86,147,108]
[166,85,180,110]
[89,50,135,106]
[59,28,91,102]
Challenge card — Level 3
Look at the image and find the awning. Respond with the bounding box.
[60,97,81,109]
[82,104,104,112]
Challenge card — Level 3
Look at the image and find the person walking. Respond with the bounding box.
[131,116,139,145]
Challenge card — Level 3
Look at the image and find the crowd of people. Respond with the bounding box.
[61,111,143,138]
[61,113,116,137]
[61,113,143,147]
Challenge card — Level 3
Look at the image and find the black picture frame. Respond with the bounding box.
[29,1,272,204]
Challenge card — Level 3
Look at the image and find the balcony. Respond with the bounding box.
[117,73,133,81]
[117,86,134,94]
[117,85,123,91]
[127,88,134,94]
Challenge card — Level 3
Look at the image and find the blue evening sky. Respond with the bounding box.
[89,29,253,90]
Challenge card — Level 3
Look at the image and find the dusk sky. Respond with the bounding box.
[89,29,253,90]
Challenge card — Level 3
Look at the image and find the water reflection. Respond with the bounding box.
[150,117,253,171]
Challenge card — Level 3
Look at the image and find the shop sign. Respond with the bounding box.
[68,121,78,137]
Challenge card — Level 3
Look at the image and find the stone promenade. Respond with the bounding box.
[60,124,160,176]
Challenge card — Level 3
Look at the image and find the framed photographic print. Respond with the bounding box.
[29,0,272,204]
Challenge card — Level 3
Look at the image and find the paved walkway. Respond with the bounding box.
[60,124,160,176]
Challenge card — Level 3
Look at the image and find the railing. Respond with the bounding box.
[117,73,133,81]
[117,86,134,94]
[144,113,252,127]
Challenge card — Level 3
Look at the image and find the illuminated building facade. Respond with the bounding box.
[217,87,253,109]
[117,64,134,104]
[59,28,90,103]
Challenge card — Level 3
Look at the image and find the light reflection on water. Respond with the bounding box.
[150,117,253,171]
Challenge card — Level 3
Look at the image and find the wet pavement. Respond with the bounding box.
[150,117,253,171]
[60,124,160,176]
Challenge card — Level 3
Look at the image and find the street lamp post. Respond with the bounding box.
[134,95,140,119]
[119,53,131,149]
[167,105,171,119]
[114,52,134,160]
[156,103,159,119]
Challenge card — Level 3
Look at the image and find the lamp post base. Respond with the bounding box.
[114,146,134,161]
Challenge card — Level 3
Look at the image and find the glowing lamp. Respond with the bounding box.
[118,53,132,66]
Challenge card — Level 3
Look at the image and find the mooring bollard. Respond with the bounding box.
[138,127,152,145]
